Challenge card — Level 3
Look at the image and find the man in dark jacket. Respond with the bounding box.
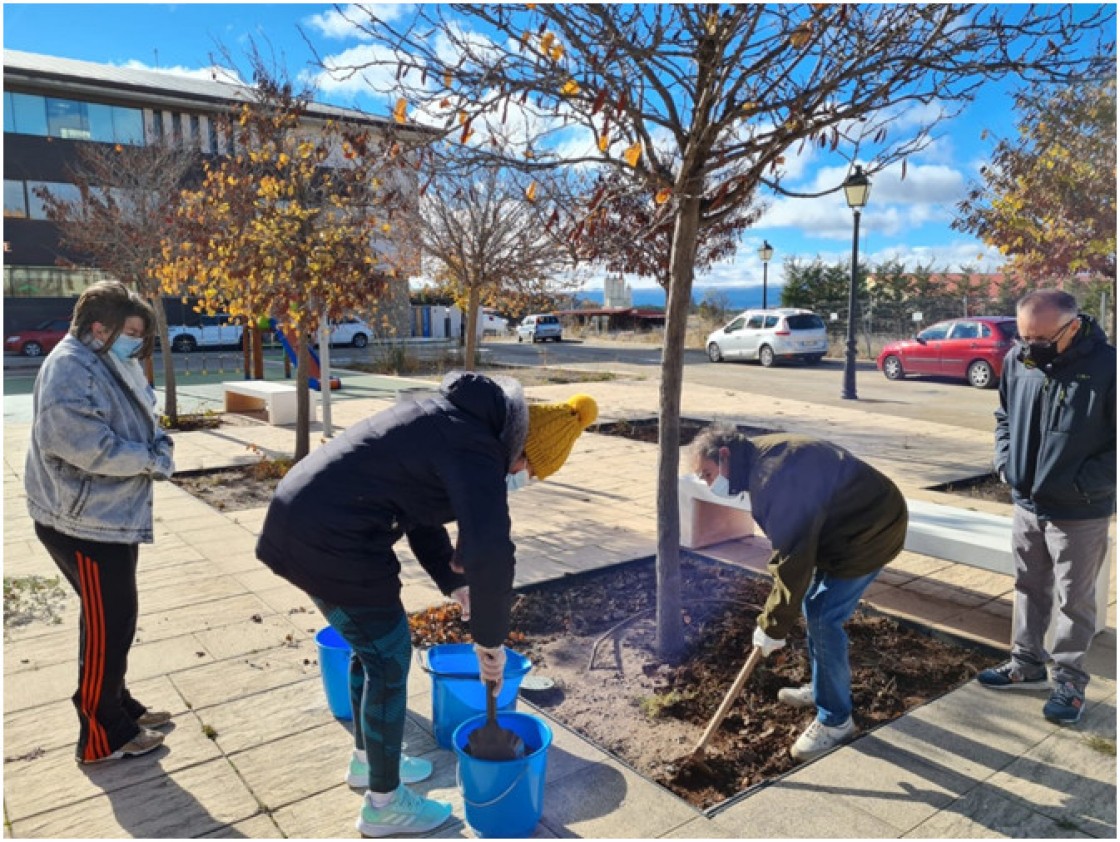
[256,372,596,836]
[692,430,908,763]
[980,290,1115,725]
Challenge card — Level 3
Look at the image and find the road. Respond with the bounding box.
[478,337,1003,434]
[4,336,1002,434]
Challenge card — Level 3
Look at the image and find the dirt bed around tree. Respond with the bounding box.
[409,556,1000,811]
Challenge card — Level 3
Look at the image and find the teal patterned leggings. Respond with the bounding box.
[313,598,411,793]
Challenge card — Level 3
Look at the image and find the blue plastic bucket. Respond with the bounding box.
[453,712,552,838]
[314,626,353,720]
[423,644,531,749]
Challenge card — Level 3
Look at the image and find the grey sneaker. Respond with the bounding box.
[136,710,172,729]
[977,661,1049,691]
[355,785,452,837]
[77,727,164,764]
[777,685,814,708]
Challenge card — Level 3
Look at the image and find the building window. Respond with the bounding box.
[113,106,145,146]
[188,113,201,149]
[46,98,90,140]
[171,112,182,145]
[207,116,220,154]
[9,92,49,136]
[87,102,116,142]
[4,180,28,218]
[150,110,164,142]
[26,181,81,220]
[4,265,114,297]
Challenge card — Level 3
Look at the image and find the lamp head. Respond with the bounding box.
[843,165,871,209]
[758,240,774,263]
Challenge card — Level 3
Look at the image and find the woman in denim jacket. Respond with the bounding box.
[24,280,176,764]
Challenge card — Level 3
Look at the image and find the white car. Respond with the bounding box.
[706,308,828,367]
[479,310,509,336]
[317,318,371,348]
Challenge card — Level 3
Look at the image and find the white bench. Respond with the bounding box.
[679,476,1112,639]
[223,381,316,426]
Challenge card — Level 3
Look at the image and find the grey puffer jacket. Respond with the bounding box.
[25,334,174,544]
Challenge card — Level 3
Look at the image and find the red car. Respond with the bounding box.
[4,317,71,358]
[876,316,1018,389]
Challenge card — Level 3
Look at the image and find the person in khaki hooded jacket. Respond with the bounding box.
[692,429,908,762]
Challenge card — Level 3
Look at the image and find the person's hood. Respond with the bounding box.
[1050,314,1110,370]
[440,371,528,471]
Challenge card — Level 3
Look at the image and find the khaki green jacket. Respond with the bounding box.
[730,434,908,639]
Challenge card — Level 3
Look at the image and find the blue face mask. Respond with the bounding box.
[709,475,732,498]
[506,469,530,493]
[109,334,143,361]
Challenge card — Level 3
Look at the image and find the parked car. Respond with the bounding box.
[4,317,71,357]
[479,309,509,336]
[317,318,371,348]
[517,313,563,343]
[166,314,244,352]
[876,316,1017,389]
[706,308,828,367]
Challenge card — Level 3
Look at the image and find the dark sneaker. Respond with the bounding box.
[78,727,164,764]
[1043,682,1085,725]
[136,710,172,729]
[977,661,1049,691]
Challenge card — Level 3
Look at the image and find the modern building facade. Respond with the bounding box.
[3,49,413,337]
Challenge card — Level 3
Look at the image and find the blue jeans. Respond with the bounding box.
[803,569,880,727]
[312,598,411,793]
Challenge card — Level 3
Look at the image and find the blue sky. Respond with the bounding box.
[1,3,1091,292]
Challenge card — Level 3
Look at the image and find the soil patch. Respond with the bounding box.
[409,556,998,811]
[591,417,781,446]
[927,472,1012,505]
[171,459,291,512]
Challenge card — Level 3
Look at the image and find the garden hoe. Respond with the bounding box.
[467,680,525,761]
[683,645,764,774]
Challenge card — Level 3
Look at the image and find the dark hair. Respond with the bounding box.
[691,425,752,463]
[1017,289,1079,318]
[70,280,156,359]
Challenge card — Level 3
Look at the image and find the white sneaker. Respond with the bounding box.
[355,785,452,838]
[346,749,433,788]
[777,685,814,708]
[790,717,857,762]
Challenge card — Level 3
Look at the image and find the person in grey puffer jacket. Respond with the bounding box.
[256,372,596,837]
[979,289,1115,726]
[25,280,176,764]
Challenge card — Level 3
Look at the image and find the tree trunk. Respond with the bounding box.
[464,285,482,372]
[252,326,264,380]
[655,192,702,663]
[295,335,311,461]
[150,295,178,424]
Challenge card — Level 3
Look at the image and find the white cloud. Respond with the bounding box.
[304,4,410,40]
[302,43,401,97]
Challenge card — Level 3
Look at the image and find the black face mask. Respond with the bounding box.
[1022,342,1061,368]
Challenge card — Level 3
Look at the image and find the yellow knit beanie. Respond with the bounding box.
[524,394,599,480]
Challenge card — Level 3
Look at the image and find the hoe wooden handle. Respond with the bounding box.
[691,645,765,756]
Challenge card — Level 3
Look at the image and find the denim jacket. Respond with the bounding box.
[25,334,174,544]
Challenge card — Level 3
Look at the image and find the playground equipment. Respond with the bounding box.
[270,319,342,391]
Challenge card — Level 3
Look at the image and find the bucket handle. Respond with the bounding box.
[415,647,531,681]
[456,760,529,809]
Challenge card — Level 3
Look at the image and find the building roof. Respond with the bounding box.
[556,307,666,320]
[3,49,394,128]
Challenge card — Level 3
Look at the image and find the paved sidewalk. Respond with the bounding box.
[3,371,1115,838]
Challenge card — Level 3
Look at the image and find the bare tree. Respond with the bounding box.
[326,3,1115,659]
[35,140,195,424]
[413,162,575,368]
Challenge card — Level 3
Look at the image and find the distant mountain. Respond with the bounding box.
[574,285,767,312]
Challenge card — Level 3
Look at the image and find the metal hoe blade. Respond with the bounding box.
[467,680,525,761]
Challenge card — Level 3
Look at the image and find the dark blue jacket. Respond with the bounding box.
[256,372,524,647]
[995,316,1116,520]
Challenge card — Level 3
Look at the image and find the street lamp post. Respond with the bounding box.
[758,240,774,310]
[841,165,871,400]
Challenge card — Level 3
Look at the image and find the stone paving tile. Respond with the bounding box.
[198,813,286,838]
[5,660,81,712]
[902,784,1096,838]
[169,644,324,711]
[709,779,899,838]
[8,758,261,838]
[536,757,700,838]
[192,612,312,661]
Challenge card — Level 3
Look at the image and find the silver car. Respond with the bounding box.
[517,314,563,343]
[706,308,828,367]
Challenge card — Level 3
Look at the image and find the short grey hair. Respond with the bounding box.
[1017,289,1079,318]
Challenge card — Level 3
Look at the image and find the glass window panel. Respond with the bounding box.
[46,97,90,139]
[87,102,116,142]
[27,181,81,219]
[189,114,201,148]
[10,92,48,136]
[150,110,164,141]
[4,180,28,218]
[207,117,219,154]
[112,106,145,145]
[4,92,14,133]
[171,112,182,143]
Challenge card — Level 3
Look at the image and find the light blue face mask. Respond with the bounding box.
[109,334,143,361]
[709,474,732,498]
[506,469,530,493]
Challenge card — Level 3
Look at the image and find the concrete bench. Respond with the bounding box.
[679,476,1112,639]
[223,381,316,426]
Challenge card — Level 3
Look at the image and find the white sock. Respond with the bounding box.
[353,748,367,763]
[367,788,395,808]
